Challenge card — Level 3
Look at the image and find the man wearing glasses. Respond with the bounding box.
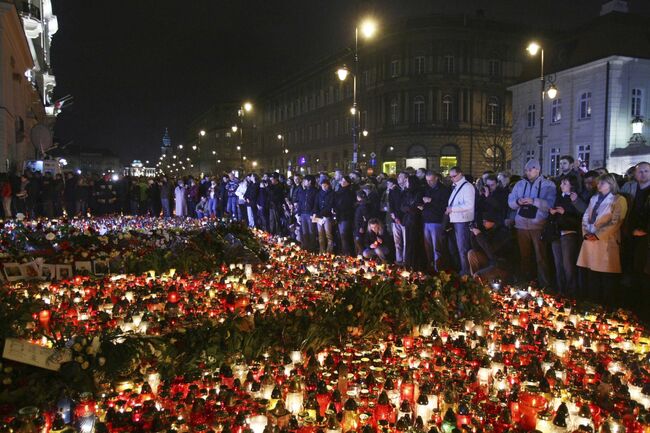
[445,167,475,276]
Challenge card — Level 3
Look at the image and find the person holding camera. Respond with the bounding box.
[467,212,514,281]
[508,159,556,287]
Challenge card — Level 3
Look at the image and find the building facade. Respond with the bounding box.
[510,56,650,176]
[185,13,527,177]
[509,1,650,175]
[0,0,58,174]
[256,14,527,177]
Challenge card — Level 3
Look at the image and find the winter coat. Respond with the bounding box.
[577,193,627,273]
[508,176,556,230]
[334,186,356,221]
[174,186,188,217]
[447,177,475,223]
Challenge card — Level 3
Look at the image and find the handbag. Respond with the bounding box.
[540,215,561,242]
[517,180,542,219]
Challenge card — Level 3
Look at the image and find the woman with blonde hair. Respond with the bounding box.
[577,173,627,302]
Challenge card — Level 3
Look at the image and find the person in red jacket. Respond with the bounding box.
[0,175,12,218]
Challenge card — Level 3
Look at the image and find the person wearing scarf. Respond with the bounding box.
[577,173,628,304]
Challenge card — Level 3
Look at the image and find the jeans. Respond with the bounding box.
[392,222,406,264]
[161,199,171,217]
[226,196,239,220]
[423,223,445,271]
[208,198,217,217]
[363,246,390,262]
[247,206,256,228]
[317,217,335,253]
[338,220,353,256]
[551,233,580,295]
[516,228,552,288]
[300,213,317,251]
[453,222,471,276]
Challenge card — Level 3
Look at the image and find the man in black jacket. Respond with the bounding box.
[467,212,514,282]
[421,171,450,271]
[334,176,356,256]
[294,176,318,251]
[477,174,509,225]
[244,174,259,228]
[313,179,335,253]
[388,174,406,265]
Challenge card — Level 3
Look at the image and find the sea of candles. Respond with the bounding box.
[0,217,647,432]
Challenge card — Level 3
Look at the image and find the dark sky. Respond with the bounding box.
[51,0,650,164]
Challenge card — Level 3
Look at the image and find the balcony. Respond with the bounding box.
[17,1,42,39]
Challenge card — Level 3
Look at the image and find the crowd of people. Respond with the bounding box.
[2,158,648,320]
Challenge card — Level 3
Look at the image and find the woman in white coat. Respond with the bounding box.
[577,173,627,302]
[174,180,188,217]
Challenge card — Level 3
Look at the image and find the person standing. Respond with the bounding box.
[75,176,90,216]
[313,179,336,254]
[295,176,318,251]
[354,190,370,255]
[334,176,356,256]
[207,179,218,218]
[422,171,450,271]
[15,175,29,216]
[401,175,426,271]
[446,167,476,277]
[160,177,172,217]
[174,180,187,217]
[549,175,587,296]
[244,174,259,228]
[577,174,627,303]
[389,173,406,265]
[507,160,556,287]
[225,172,240,220]
[621,162,650,312]
[0,175,11,218]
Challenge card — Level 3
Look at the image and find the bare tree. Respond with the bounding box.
[475,110,513,173]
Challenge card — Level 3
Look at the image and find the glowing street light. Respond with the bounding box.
[199,130,206,137]
[547,85,558,100]
[192,145,197,150]
[243,102,253,112]
[526,42,541,56]
[335,17,380,170]
[362,130,369,137]
[360,18,378,39]
[232,125,238,133]
[337,67,350,82]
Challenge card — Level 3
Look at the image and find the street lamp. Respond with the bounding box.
[527,41,558,171]
[200,130,206,137]
[336,17,379,170]
[277,134,288,173]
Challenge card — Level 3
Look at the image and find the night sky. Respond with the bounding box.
[51,0,650,164]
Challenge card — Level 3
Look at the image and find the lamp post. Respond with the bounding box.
[526,42,557,172]
[233,102,253,172]
[337,18,377,171]
[277,134,289,174]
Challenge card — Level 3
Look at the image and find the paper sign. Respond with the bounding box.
[3,338,71,371]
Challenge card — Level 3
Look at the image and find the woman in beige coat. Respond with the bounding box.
[577,174,627,302]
